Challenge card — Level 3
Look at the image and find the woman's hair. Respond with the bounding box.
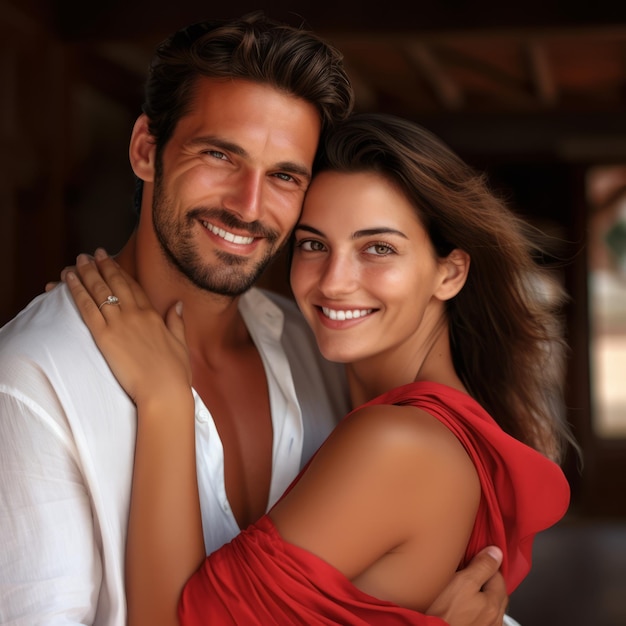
[315,112,577,463]
[143,12,354,152]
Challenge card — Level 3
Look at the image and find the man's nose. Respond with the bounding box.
[223,169,264,222]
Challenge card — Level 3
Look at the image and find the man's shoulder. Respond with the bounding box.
[0,286,88,360]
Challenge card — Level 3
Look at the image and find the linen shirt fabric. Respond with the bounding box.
[0,285,349,626]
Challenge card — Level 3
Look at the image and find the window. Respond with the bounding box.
[587,165,626,438]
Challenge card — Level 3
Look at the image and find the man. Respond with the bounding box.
[0,13,509,625]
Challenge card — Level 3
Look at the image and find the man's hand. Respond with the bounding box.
[426,546,508,626]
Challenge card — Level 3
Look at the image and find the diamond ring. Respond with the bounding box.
[98,295,120,310]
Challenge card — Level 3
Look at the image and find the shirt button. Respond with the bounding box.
[222,500,230,512]
[197,409,210,423]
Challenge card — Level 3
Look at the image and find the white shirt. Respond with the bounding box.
[0,285,349,626]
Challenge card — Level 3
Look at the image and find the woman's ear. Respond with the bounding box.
[129,114,156,182]
[435,249,470,301]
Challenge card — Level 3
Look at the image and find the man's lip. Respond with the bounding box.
[201,220,256,245]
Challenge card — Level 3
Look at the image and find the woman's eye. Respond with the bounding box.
[366,243,394,255]
[297,240,325,252]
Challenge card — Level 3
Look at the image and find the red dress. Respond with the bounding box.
[179,381,570,625]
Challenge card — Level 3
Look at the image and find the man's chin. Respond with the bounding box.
[192,268,267,297]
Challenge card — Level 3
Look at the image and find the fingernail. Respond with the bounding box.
[94,248,108,260]
[76,254,89,266]
[486,546,503,563]
[66,271,76,281]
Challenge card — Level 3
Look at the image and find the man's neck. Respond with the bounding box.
[115,231,250,356]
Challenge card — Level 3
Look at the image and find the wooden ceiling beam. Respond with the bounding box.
[526,40,558,106]
[404,43,464,111]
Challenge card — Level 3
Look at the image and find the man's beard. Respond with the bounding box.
[151,174,283,297]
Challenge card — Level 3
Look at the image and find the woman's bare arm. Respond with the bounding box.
[269,403,481,611]
[66,251,205,626]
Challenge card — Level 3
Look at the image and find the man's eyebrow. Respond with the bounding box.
[189,136,247,156]
[189,136,311,180]
[275,162,312,181]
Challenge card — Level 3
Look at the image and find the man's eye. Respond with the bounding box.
[207,150,227,160]
[274,172,296,183]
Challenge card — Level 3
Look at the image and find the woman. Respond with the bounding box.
[64,113,574,624]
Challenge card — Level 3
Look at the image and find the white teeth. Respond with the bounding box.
[203,222,254,245]
[321,307,373,321]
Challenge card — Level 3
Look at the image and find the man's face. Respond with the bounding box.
[150,77,321,296]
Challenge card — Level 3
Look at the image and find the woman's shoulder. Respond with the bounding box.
[342,401,465,450]
[327,401,479,491]
[270,397,481,596]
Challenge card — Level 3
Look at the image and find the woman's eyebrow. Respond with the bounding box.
[294,224,324,236]
[351,227,408,240]
[294,224,408,239]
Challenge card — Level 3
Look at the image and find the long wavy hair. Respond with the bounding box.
[313,112,577,463]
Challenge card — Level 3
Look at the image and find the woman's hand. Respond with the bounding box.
[64,248,192,406]
[426,546,508,626]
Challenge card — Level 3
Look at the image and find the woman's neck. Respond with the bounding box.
[345,317,466,408]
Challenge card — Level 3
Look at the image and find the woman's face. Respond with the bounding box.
[290,170,452,364]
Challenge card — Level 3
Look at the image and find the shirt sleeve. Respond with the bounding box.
[0,369,101,625]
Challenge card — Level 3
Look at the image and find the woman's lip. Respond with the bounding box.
[319,306,375,321]
[310,305,378,329]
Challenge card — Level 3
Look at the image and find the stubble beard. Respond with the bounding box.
[151,173,283,297]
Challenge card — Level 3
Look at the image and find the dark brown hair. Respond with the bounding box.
[314,112,577,463]
[143,12,354,151]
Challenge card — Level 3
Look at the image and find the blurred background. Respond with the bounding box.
[1,1,626,623]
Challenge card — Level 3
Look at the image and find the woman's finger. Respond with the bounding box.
[74,250,144,315]
[46,263,80,292]
[65,270,108,332]
[73,254,128,315]
[164,302,187,347]
[92,249,153,311]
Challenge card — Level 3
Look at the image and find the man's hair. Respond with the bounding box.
[143,12,354,151]
[133,12,354,213]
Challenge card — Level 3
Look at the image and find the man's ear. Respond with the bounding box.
[129,114,156,182]
[435,249,470,301]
